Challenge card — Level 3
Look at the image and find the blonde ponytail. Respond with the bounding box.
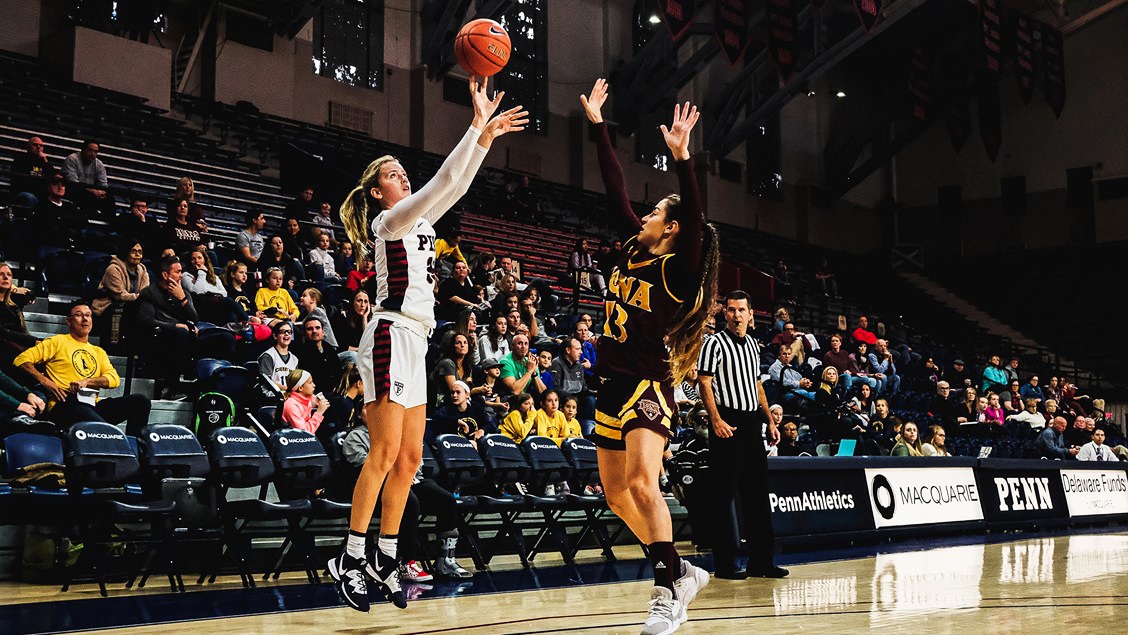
[339,154,399,262]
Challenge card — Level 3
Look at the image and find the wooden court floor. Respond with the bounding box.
[5,533,1128,634]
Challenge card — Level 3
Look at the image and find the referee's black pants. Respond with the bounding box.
[708,405,776,573]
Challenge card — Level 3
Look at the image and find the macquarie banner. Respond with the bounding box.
[1059,469,1128,518]
[864,467,983,529]
[975,467,1068,523]
[767,469,873,536]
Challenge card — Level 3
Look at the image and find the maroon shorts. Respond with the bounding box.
[591,375,676,451]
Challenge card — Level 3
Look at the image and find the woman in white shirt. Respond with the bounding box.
[921,424,951,456]
[182,246,246,324]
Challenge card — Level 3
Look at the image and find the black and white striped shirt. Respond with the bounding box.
[698,329,761,411]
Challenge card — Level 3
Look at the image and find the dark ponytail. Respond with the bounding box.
[666,222,720,385]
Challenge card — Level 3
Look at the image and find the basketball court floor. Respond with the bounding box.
[3,530,1127,634]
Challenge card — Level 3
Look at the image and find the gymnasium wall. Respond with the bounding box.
[891,11,1128,255]
[0,0,885,256]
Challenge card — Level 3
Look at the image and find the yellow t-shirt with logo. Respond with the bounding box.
[500,409,536,444]
[13,334,120,408]
[255,287,300,320]
[534,409,584,446]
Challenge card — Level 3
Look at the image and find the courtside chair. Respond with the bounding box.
[430,434,489,570]
[475,434,534,568]
[560,437,616,561]
[519,436,578,565]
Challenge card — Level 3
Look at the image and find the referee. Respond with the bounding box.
[697,290,788,579]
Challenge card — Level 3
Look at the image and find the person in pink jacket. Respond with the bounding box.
[282,369,330,434]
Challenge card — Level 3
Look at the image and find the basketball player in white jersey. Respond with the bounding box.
[328,79,526,613]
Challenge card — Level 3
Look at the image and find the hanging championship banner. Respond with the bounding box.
[852,0,882,32]
[945,64,971,154]
[908,46,931,122]
[1015,15,1036,104]
[659,0,698,42]
[766,0,799,80]
[979,78,1002,162]
[1042,24,1066,117]
[715,0,750,67]
[979,0,1002,74]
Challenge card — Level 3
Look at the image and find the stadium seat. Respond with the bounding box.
[475,434,534,567]
[559,438,615,560]
[520,436,578,565]
[429,434,489,570]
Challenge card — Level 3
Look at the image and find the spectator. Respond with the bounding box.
[574,321,597,377]
[821,334,871,393]
[433,380,492,440]
[476,357,508,423]
[771,308,790,334]
[256,267,300,322]
[998,379,1024,416]
[847,383,876,424]
[335,240,355,277]
[436,261,477,322]
[312,201,334,227]
[429,333,473,408]
[549,336,594,410]
[596,239,622,282]
[1036,416,1078,460]
[321,362,363,438]
[498,333,545,397]
[259,321,299,392]
[569,238,607,295]
[258,236,305,289]
[478,314,511,362]
[945,358,973,388]
[333,290,369,353]
[221,260,262,322]
[345,255,375,293]
[951,387,978,428]
[119,196,160,257]
[307,231,340,282]
[0,263,37,369]
[488,272,518,302]
[1077,428,1120,462]
[1020,375,1044,403]
[891,421,923,456]
[1044,376,1063,403]
[814,257,838,297]
[983,392,1005,426]
[534,390,582,446]
[14,300,150,435]
[449,309,480,367]
[770,323,807,364]
[34,172,83,238]
[1043,399,1061,426]
[520,295,551,347]
[560,395,587,439]
[869,397,903,442]
[491,290,519,319]
[164,197,207,258]
[928,381,954,424]
[919,356,942,385]
[297,287,339,348]
[809,366,847,441]
[499,392,536,443]
[236,210,267,265]
[1004,357,1020,384]
[1006,398,1045,429]
[169,176,205,224]
[281,369,330,434]
[851,316,878,346]
[284,185,314,220]
[138,256,236,397]
[62,140,114,218]
[776,421,804,456]
[867,339,900,396]
[10,136,51,207]
[435,231,468,265]
[850,342,879,392]
[1059,383,1090,423]
[1064,416,1093,448]
[183,247,246,325]
[981,355,1008,394]
[295,316,340,392]
[921,425,950,456]
[535,349,555,392]
[91,240,149,335]
[281,218,306,261]
[470,252,496,287]
[771,259,792,299]
[768,347,815,403]
[0,365,45,423]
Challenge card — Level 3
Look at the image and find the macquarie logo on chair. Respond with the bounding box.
[865,468,983,528]
[1059,469,1128,517]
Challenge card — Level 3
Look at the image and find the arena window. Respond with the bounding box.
[312,0,385,91]
[494,0,548,136]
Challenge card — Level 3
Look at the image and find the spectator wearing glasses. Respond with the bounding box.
[928,381,955,426]
[259,322,299,392]
[91,239,149,336]
[1020,375,1044,404]
[1000,380,1024,416]
[9,136,51,208]
[770,322,807,364]
[15,300,151,435]
[768,347,815,404]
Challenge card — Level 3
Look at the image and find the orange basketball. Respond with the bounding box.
[454,18,511,77]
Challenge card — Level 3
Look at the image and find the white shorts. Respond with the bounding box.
[357,314,429,408]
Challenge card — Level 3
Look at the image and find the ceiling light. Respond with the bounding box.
[836,91,847,98]
[807,90,816,97]
[649,14,662,24]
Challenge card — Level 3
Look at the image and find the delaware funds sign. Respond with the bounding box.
[1059,469,1128,517]
[865,467,984,528]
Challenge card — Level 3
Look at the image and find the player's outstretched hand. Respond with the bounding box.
[480,106,529,149]
[470,76,504,130]
[660,101,700,162]
[580,78,609,124]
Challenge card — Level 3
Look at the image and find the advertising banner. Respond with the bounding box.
[865,467,983,528]
[767,468,873,536]
[976,465,1068,523]
[1059,469,1128,517]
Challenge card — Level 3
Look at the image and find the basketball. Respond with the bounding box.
[454,18,511,77]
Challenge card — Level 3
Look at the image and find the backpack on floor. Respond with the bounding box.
[194,392,236,439]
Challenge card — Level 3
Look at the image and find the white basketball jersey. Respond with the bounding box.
[370,217,439,328]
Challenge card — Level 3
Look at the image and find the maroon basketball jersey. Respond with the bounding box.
[596,237,699,384]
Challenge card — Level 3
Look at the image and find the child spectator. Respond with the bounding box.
[345,255,375,292]
[500,392,536,444]
[259,322,299,392]
[221,260,262,322]
[282,369,330,434]
[983,392,1005,426]
[298,287,339,348]
[535,390,582,446]
[335,240,354,276]
[312,201,334,227]
[561,395,585,438]
[433,380,492,440]
[256,267,300,322]
[536,349,555,392]
[307,231,340,282]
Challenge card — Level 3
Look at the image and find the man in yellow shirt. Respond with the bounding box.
[15,300,151,435]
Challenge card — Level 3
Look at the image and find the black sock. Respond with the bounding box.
[648,541,680,594]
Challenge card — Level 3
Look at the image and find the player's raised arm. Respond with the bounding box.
[581,78,641,231]
[662,101,704,265]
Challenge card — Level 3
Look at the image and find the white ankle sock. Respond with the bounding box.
[378,535,397,561]
[346,531,366,559]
